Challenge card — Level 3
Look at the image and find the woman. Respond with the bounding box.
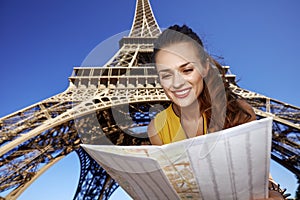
[148,24,256,145]
[147,24,287,200]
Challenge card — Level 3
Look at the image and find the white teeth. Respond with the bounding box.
[175,89,189,95]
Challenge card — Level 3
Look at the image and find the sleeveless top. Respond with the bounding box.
[154,104,207,144]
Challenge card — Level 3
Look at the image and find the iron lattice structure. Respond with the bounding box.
[0,0,299,199]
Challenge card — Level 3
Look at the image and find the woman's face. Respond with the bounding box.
[155,42,208,108]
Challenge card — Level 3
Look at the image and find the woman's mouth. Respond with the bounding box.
[172,88,191,98]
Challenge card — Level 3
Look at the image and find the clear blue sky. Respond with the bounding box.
[0,0,299,199]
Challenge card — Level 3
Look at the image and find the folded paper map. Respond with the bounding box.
[82,117,273,200]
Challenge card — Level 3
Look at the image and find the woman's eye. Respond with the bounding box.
[161,73,172,79]
[182,68,193,74]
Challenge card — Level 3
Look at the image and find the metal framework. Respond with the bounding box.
[0,0,299,199]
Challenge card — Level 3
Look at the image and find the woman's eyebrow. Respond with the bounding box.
[158,68,171,74]
[178,62,192,68]
[158,62,191,74]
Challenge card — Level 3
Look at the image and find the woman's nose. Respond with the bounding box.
[172,71,185,89]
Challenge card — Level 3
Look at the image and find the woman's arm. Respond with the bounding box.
[147,119,163,145]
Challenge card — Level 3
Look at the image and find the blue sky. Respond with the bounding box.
[0,0,299,199]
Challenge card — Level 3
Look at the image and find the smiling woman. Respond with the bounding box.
[147,24,287,200]
[147,24,256,145]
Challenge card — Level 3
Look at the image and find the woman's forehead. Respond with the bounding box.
[156,42,200,64]
[156,42,199,61]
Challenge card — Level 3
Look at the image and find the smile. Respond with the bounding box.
[172,88,191,98]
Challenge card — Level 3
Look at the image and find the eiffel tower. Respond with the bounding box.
[0,0,299,199]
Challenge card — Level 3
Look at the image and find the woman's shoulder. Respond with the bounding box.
[152,104,174,120]
[147,105,169,135]
[147,104,174,145]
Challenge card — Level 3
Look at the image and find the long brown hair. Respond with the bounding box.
[153,24,253,132]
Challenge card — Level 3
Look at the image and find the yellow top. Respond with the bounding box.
[154,104,207,144]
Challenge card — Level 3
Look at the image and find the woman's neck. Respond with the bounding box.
[172,100,201,120]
